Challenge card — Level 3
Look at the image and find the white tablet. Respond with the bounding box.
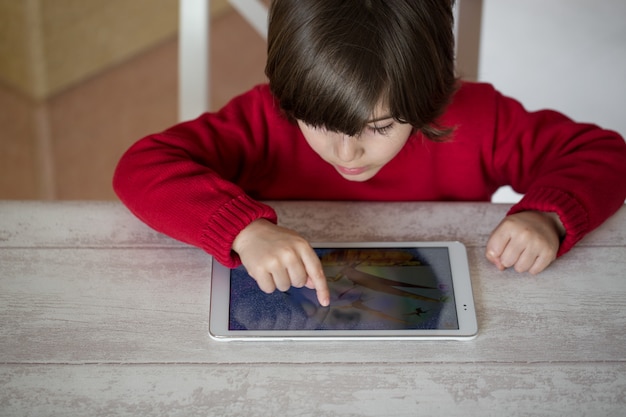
[209,242,478,341]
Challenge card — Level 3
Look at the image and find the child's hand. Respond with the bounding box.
[232,219,331,306]
[486,211,565,275]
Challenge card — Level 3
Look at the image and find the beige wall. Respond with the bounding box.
[0,0,236,200]
[0,0,178,100]
[0,0,232,101]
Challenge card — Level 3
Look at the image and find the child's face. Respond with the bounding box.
[297,113,413,182]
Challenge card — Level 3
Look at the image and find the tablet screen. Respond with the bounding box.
[228,247,459,331]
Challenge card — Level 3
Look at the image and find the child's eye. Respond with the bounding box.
[368,123,394,136]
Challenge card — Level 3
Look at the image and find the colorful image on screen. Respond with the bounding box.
[229,247,459,331]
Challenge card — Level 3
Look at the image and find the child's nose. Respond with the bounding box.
[336,135,360,162]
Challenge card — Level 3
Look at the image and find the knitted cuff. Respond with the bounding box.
[507,187,589,257]
[200,195,277,267]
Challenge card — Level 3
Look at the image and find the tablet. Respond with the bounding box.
[209,242,477,341]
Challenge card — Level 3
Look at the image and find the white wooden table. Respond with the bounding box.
[1,201,624,416]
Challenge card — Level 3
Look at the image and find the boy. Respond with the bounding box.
[114,0,626,307]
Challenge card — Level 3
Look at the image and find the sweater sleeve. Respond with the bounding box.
[112,86,278,267]
[486,86,626,256]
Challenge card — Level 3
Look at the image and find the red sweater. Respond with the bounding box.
[113,82,626,267]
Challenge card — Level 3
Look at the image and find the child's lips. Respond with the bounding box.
[335,165,368,176]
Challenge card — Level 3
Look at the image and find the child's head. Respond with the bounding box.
[265,0,457,140]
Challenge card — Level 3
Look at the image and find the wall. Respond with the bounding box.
[0,0,234,200]
[0,0,179,100]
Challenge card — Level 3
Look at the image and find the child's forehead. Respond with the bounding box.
[367,114,393,124]
[366,101,392,123]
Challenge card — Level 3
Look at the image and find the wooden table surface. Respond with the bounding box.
[1,201,625,416]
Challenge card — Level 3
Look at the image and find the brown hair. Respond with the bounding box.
[265,0,457,140]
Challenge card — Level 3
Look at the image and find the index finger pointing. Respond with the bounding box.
[301,250,330,307]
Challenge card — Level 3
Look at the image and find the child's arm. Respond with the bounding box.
[113,86,282,269]
[113,86,331,304]
[472,83,626,259]
[485,211,565,274]
[232,219,330,306]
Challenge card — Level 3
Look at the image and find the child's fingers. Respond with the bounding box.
[498,240,526,270]
[248,254,292,293]
[528,253,553,275]
[485,247,504,270]
[233,219,329,305]
[284,258,307,288]
[271,267,293,292]
[253,271,277,294]
[300,249,330,307]
[491,238,557,275]
[485,228,510,270]
[486,213,560,274]
[509,248,536,273]
[487,225,534,271]
[509,247,554,274]
[527,244,558,275]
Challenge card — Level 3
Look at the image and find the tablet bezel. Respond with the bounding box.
[209,241,478,341]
